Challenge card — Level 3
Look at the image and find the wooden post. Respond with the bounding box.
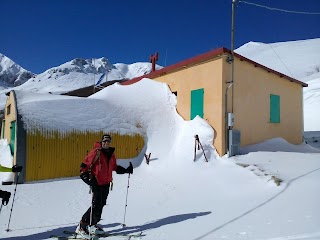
[144,153,151,164]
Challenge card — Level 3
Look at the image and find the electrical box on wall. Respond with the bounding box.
[229,129,240,156]
[228,112,234,127]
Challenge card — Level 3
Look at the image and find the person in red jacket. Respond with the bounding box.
[76,134,133,239]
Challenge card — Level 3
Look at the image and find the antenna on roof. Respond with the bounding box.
[165,49,168,66]
[93,58,96,93]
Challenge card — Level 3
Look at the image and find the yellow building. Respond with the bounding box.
[123,47,307,156]
[1,47,308,182]
[1,91,144,183]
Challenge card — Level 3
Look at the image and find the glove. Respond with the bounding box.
[126,162,133,174]
[80,171,91,185]
[12,164,23,173]
[115,165,126,174]
[0,190,11,206]
[80,171,97,187]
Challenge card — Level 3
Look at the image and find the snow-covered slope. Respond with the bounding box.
[114,62,158,80]
[14,58,161,95]
[235,38,320,80]
[15,57,117,94]
[0,53,35,89]
[0,56,162,109]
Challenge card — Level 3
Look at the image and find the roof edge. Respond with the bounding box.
[122,47,308,87]
[121,47,229,85]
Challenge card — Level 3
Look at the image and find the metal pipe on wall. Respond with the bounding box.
[225,81,233,155]
[225,0,236,156]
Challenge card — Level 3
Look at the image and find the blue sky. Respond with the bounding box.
[0,0,319,74]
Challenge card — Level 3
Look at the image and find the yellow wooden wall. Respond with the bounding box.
[26,129,144,182]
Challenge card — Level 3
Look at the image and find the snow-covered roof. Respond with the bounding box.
[12,79,181,139]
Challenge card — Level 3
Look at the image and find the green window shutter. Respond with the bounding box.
[270,94,280,123]
[1,120,5,139]
[10,121,16,155]
[191,88,204,119]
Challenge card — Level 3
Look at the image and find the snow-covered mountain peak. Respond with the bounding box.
[0,53,35,88]
[71,57,113,71]
[0,55,162,106]
[48,57,114,76]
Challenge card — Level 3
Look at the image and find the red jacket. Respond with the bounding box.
[81,142,117,185]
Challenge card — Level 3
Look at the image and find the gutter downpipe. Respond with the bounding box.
[225,0,236,157]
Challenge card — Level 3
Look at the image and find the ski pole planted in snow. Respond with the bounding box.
[6,172,21,232]
[194,134,208,162]
[89,186,94,239]
[0,203,3,215]
[122,173,131,227]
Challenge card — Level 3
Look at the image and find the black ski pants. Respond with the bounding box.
[81,183,110,226]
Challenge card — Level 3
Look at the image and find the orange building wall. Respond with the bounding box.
[151,54,304,156]
[230,58,304,146]
[153,57,226,155]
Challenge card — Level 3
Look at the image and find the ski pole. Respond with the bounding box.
[122,173,131,227]
[6,172,20,232]
[89,186,93,239]
[0,203,3,215]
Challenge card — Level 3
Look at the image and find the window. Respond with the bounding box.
[270,94,280,123]
[7,104,11,115]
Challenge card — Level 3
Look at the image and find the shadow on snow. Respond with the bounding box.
[1,211,211,239]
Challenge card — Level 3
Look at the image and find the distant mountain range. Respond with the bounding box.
[0,38,319,130]
[0,55,162,113]
[0,54,162,121]
[0,55,161,93]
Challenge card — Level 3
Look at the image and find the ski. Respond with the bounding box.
[50,230,144,239]
[50,236,88,240]
[50,234,142,240]
[99,231,144,239]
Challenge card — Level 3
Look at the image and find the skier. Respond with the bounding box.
[76,134,133,239]
[0,164,23,206]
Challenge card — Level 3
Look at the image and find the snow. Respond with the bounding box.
[235,38,320,80]
[12,60,160,95]
[0,53,34,89]
[0,139,14,183]
[0,39,320,240]
[0,57,162,110]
